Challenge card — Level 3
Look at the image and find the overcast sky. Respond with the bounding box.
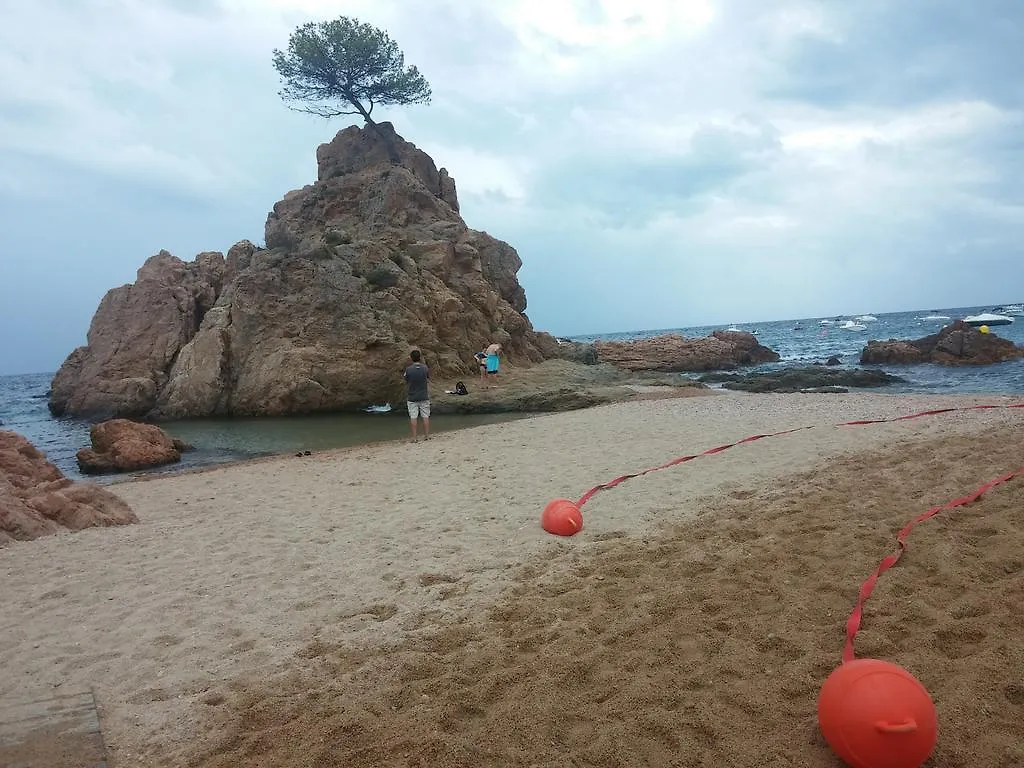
[1,0,1022,375]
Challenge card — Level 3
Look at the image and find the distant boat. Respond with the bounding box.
[855,315,877,322]
[818,319,833,325]
[964,313,1014,327]
[919,314,950,321]
[725,325,743,332]
[364,402,393,413]
[993,304,1023,316]
[839,320,867,331]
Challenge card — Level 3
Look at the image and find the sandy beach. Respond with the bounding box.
[2,390,1023,767]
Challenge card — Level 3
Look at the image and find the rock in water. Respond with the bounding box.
[0,431,137,545]
[699,367,905,393]
[860,320,1024,365]
[593,331,780,372]
[76,419,183,475]
[49,122,558,419]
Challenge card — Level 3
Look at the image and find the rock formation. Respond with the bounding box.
[77,419,188,475]
[593,331,780,372]
[49,122,560,419]
[49,252,225,419]
[0,431,138,545]
[699,367,905,393]
[860,321,1024,365]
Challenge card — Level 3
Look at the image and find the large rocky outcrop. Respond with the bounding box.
[49,123,558,419]
[0,431,138,545]
[860,321,1024,365]
[593,331,780,372]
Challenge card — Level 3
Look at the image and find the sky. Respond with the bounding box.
[1,0,1022,375]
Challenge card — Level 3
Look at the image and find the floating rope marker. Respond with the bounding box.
[818,464,1023,768]
[541,498,583,536]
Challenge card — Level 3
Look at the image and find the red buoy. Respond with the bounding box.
[818,659,937,768]
[541,498,583,536]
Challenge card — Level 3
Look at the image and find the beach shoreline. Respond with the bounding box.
[96,385,712,486]
[2,391,1023,766]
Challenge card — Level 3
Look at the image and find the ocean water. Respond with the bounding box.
[1,304,1021,480]
[0,378,526,482]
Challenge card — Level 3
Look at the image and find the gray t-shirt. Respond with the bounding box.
[404,362,429,402]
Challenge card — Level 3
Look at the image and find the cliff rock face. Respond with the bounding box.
[49,123,554,419]
[860,321,1024,365]
[49,252,224,419]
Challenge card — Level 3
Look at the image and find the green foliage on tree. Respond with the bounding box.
[272,16,431,126]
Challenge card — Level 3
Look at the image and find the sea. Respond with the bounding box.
[2,304,1022,480]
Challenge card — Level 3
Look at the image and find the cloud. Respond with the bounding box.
[0,0,1022,373]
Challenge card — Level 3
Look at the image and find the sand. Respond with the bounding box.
[1,390,1022,767]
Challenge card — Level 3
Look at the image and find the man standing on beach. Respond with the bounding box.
[403,350,430,441]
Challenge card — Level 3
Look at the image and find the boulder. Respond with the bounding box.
[76,419,183,475]
[860,320,1024,365]
[699,367,905,393]
[593,331,780,372]
[50,123,553,419]
[0,431,137,545]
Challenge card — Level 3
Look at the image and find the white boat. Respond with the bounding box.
[725,325,743,332]
[964,313,1014,327]
[839,320,867,331]
[818,319,833,325]
[855,315,877,322]
[364,402,393,413]
[993,304,1023,316]
[919,314,950,321]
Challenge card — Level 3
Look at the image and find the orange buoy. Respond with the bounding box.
[818,659,937,768]
[541,498,583,536]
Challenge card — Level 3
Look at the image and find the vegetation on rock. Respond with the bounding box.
[273,15,430,161]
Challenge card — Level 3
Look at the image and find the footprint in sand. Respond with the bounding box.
[151,634,184,647]
[1003,683,1024,707]
[418,573,460,587]
[755,634,807,662]
[932,625,988,659]
[336,603,399,622]
[948,600,992,619]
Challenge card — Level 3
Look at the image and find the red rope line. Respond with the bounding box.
[562,400,1024,668]
[843,466,1024,662]
[574,402,1024,508]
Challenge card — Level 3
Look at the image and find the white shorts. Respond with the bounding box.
[407,400,430,418]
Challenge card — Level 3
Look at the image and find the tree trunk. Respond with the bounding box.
[350,99,400,165]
